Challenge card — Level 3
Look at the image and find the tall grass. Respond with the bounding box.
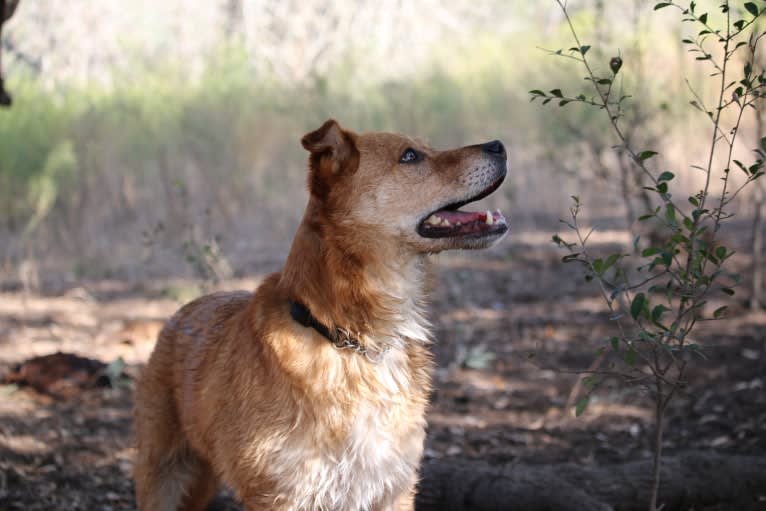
[0,26,703,281]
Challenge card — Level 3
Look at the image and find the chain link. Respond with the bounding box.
[330,328,389,363]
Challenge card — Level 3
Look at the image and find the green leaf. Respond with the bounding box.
[562,253,581,263]
[638,150,659,162]
[688,195,700,207]
[575,396,590,417]
[744,2,758,17]
[715,246,727,261]
[699,12,708,24]
[642,247,661,257]
[583,376,598,390]
[652,304,670,323]
[625,349,637,366]
[530,89,546,96]
[603,253,621,271]
[105,357,127,388]
[686,343,708,360]
[692,208,709,221]
[654,2,672,9]
[721,287,735,296]
[666,203,677,224]
[580,45,591,56]
[658,171,675,182]
[631,293,646,320]
[713,305,728,319]
[610,336,620,351]
[550,88,563,98]
[592,258,604,275]
[761,137,766,153]
[657,182,668,194]
[734,159,749,175]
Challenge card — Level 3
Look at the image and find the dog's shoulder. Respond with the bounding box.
[162,290,252,337]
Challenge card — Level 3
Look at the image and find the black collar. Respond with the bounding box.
[289,300,387,362]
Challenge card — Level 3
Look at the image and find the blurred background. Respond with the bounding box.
[1,0,758,286]
[1,2,765,509]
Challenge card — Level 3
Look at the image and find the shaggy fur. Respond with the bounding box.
[133,120,508,511]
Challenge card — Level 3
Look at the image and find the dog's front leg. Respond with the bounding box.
[372,483,416,511]
[392,491,416,511]
[239,488,294,511]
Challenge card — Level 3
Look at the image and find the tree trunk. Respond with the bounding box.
[415,452,766,511]
[752,184,764,310]
[750,24,765,311]
[224,0,244,41]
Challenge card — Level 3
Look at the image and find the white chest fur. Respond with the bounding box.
[268,354,426,511]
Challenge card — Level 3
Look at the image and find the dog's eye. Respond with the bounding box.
[399,148,420,164]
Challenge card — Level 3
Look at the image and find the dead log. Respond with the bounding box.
[416,451,766,511]
[1,351,112,398]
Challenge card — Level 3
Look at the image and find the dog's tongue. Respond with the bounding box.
[421,209,507,236]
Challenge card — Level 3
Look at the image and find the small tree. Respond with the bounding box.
[531,1,766,510]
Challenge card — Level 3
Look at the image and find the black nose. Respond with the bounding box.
[481,140,506,158]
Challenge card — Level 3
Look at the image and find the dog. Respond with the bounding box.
[133,119,509,511]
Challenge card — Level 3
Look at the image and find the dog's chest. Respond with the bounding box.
[270,361,426,510]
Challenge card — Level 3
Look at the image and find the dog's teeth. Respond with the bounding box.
[441,218,451,227]
[425,215,441,226]
[485,211,494,225]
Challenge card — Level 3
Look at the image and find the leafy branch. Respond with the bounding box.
[533,2,765,510]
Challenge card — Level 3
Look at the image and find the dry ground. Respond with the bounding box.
[0,231,764,510]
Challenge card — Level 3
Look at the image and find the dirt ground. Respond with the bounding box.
[0,230,764,510]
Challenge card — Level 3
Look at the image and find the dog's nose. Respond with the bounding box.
[481,140,506,159]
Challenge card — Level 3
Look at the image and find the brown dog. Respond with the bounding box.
[133,120,509,511]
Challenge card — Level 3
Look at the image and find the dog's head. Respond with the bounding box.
[301,119,508,253]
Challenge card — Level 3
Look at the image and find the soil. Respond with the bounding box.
[0,230,764,510]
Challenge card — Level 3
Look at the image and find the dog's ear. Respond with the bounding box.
[301,119,359,197]
[301,119,356,159]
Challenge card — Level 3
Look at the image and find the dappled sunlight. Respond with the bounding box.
[0,433,50,457]
[0,0,764,507]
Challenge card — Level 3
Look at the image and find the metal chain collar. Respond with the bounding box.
[330,327,390,364]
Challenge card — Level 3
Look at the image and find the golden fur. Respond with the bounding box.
[133,120,508,511]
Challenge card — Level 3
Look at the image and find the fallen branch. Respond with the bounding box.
[416,451,766,511]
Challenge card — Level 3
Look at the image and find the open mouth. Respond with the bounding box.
[417,174,508,239]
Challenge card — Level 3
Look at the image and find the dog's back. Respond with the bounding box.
[134,290,254,511]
